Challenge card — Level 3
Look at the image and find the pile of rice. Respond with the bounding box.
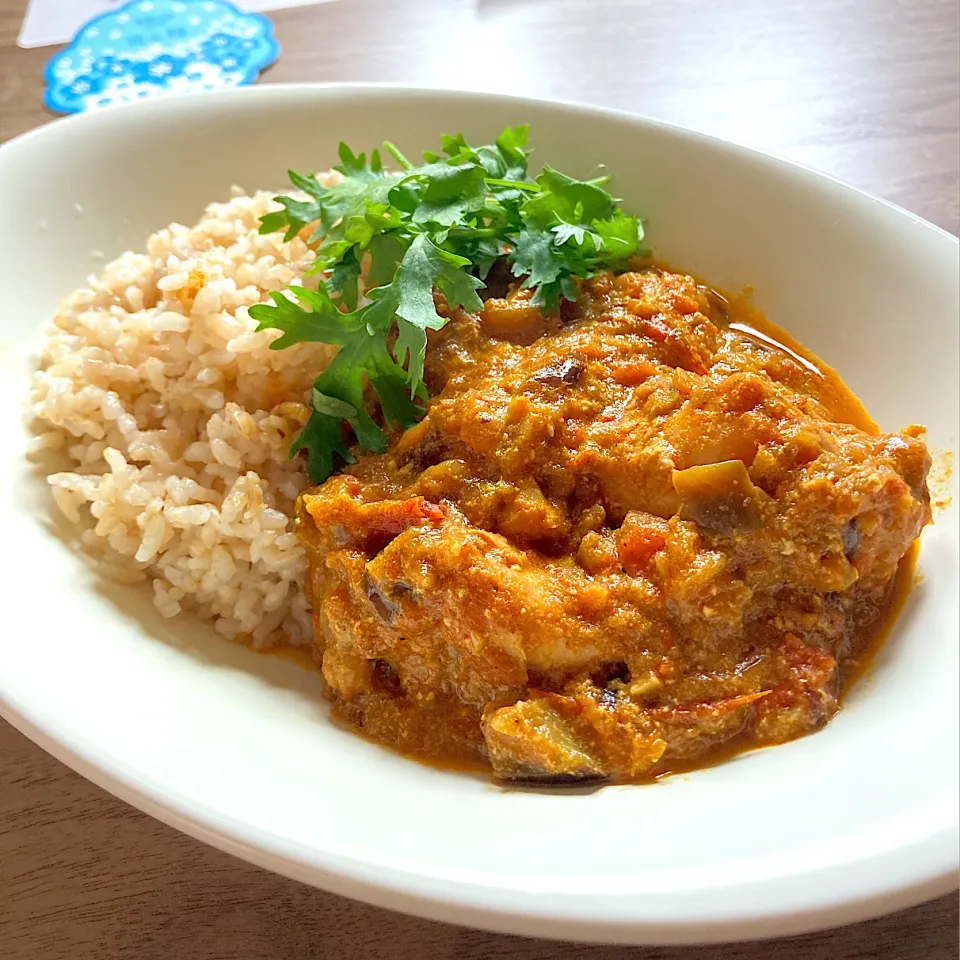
[30,187,338,647]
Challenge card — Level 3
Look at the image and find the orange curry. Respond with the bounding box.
[296,267,931,783]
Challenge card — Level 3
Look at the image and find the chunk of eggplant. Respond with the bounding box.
[672,459,762,535]
[532,357,585,386]
[482,698,608,783]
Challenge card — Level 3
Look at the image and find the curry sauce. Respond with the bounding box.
[295,267,931,784]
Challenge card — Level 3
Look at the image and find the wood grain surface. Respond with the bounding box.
[1,0,958,957]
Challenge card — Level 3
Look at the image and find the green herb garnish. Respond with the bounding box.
[250,125,645,483]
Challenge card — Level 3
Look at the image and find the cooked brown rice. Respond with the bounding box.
[30,187,337,647]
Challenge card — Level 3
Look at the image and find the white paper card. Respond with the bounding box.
[19,0,335,48]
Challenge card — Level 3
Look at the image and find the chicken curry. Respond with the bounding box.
[296,267,930,784]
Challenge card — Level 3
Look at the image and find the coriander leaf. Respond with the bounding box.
[248,285,362,350]
[258,209,296,239]
[259,195,323,242]
[372,376,423,431]
[474,145,506,179]
[343,212,378,248]
[510,229,563,287]
[523,165,615,227]
[317,175,404,231]
[257,170,331,241]
[386,182,420,214]
[593,211,644,259]
[472,126,531,186]
[395,235,481,330]
[315,180,371,227]
[495,124,530,168]
[288,170,327,200]
[404,160,487,226]
[328,247,361,310]
[472,236,503,280]
[312,236,354,269]
[393,319,429,393]
[369,350,424,430]
[412,194,488,227]
[299,148,406,234]
[433,256,485,313]
[529,279,566,314]
[311,390,359,419]
[334,143,384,181]
[418,162,485,202]
[362,280,402,335]
[366,233,408,288]
[361,201,404,233]
[390,233,454,385]
[391,235,482,386]
[313,337,388,454]
[290,410,354,484]
[552,221,590,247]
[439,132,471,159]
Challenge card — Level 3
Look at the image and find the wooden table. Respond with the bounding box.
[1,0,957,957]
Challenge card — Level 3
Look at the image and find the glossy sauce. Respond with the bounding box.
[703,283,878,433]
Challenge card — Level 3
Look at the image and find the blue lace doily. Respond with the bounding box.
[44,0,280,114]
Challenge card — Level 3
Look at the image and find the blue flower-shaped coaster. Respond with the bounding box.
[44,0,280,114]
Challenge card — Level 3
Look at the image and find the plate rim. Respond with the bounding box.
[1,82,957,945]
[2,694,956,944]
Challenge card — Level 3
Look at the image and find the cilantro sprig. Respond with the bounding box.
[250,125,645,483]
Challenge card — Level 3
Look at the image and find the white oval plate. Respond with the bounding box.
[0,86,957,945]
